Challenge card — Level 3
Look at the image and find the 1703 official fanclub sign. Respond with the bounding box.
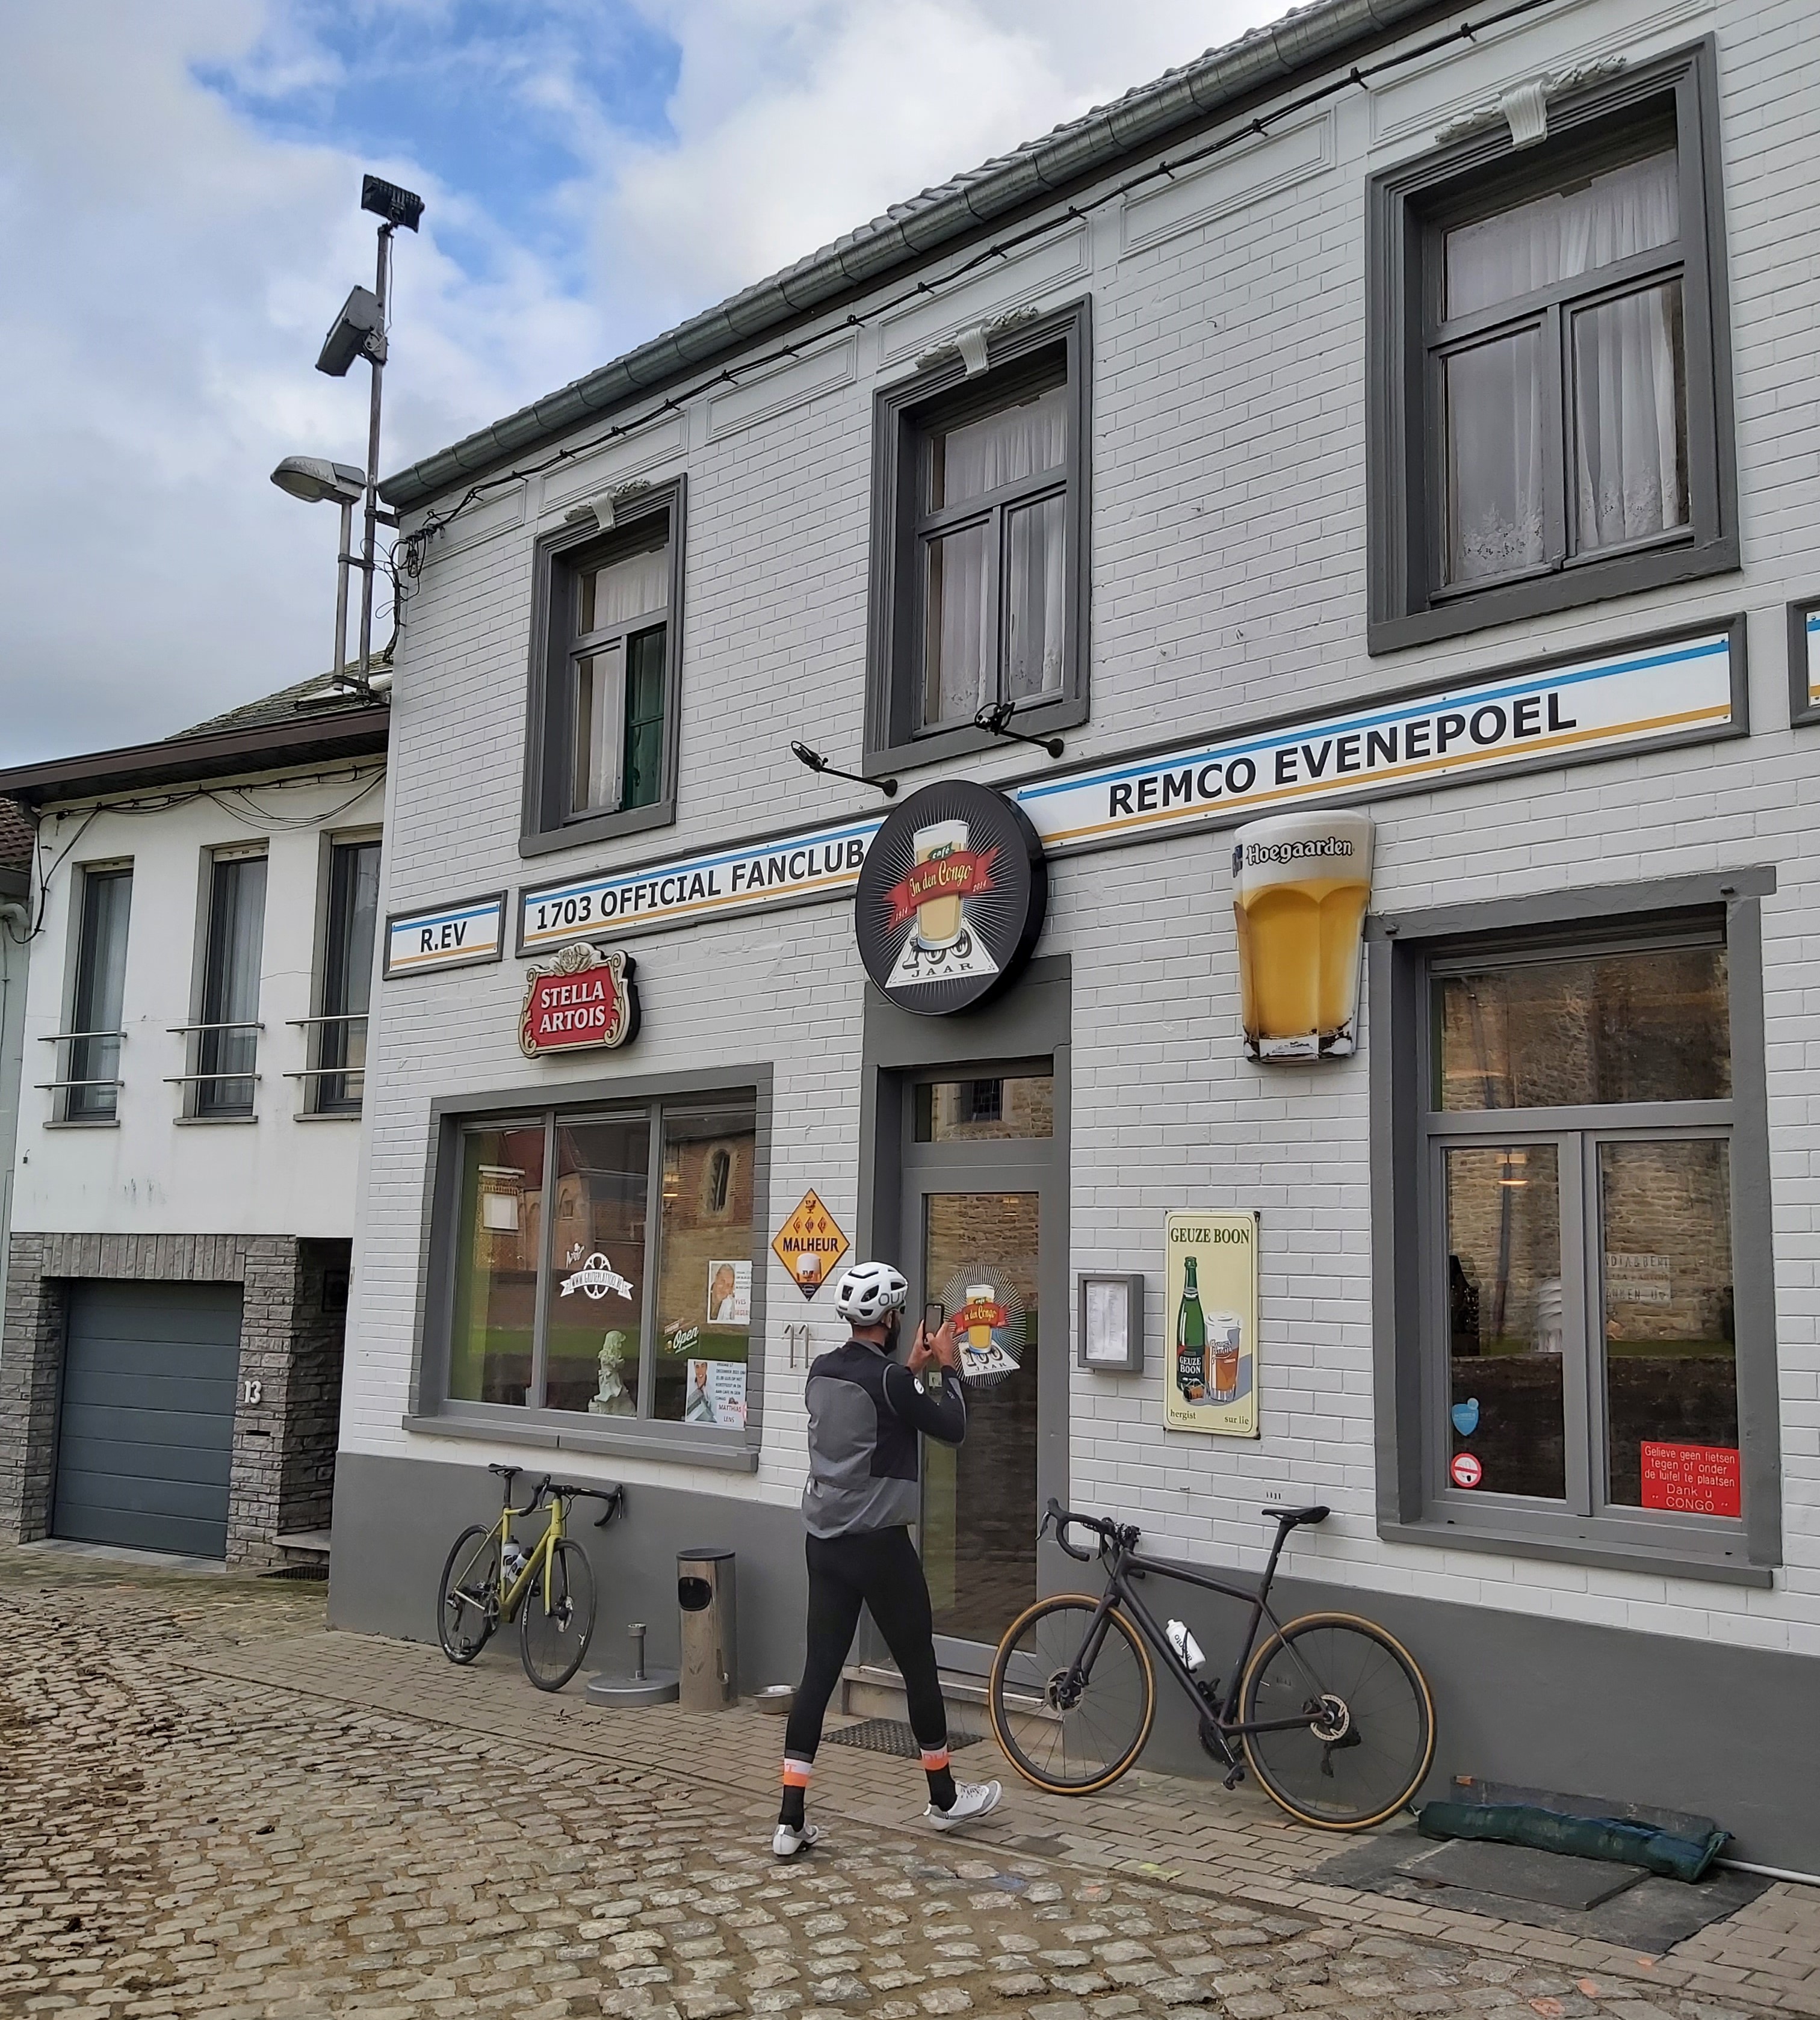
[519,942,640,1057]
[854,780,1047,1016]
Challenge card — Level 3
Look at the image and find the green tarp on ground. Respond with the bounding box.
[1418,1801,1729,1883]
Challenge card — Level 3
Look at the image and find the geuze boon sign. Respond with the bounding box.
[519,942,639,1057]
[1164,1210,1260,1439]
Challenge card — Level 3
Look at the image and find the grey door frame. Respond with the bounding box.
[856,955,1071,1676]
[902,1123,1063,1673]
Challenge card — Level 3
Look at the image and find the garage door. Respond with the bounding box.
[54,1283,243,1558]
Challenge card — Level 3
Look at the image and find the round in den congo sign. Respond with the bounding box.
[853,780,1047,1016]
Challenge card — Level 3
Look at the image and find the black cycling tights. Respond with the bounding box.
[781,1526,955,1824]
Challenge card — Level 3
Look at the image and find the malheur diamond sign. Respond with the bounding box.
[519,942,639,1057]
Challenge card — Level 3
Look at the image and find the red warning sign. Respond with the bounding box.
[1640,1442,1741,1517]
[1449,1451,1483,1490]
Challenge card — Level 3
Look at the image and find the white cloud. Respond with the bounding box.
[0,0,1283,764]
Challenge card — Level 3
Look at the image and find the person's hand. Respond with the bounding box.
[929,1318,960,1372]
[908,1323,934,1373]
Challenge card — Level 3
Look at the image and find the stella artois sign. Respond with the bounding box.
[519,941,639,1058]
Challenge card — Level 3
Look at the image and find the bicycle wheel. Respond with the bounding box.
[436,1525,499,1664]
[1239,1612,1434,1829]
[519,1537,596,1691]
[989,1595,1156,1795]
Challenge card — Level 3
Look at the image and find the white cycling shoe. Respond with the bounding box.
[926,1778,1001,1829]
[772,1820,822,1858]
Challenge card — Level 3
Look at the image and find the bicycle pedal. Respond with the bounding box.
[1221,1762,1246,1791]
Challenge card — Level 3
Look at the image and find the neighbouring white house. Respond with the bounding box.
[0,802,32,1326]
[0,674,389,1567]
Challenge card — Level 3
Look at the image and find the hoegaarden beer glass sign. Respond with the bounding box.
[1165,1211,1259,1439]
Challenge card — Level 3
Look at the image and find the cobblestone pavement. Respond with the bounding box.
[0,1548,1812,2020]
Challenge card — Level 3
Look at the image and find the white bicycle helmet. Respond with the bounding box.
[833,1260,909,1326]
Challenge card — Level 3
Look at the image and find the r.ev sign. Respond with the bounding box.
[384,892,507,978]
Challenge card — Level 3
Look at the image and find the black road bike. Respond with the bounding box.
[988,1500,1435,1830]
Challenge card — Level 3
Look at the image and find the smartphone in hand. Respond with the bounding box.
[923,1302,944,1338]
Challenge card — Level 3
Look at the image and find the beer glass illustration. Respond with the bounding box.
[911,818,970,947]
[1209,1312,1243,1403]
[1232,810,1375,1061]
[964,1283,996,1364]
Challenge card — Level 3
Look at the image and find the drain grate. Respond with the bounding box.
[259,1564,329,1581]
[824,1717,983,1758]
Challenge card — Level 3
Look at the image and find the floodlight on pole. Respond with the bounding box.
[271,457,370,688]
[294,173,423,696]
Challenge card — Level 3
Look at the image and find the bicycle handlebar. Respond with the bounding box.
[1041,1498,1140,1562]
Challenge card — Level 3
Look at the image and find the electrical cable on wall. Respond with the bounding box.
[392,0,1561,573]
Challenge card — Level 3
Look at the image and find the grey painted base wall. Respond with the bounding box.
[329,1450,1819,1870]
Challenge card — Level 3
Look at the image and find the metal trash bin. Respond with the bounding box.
[677,1548,737,1711]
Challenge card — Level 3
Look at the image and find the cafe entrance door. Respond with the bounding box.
[900,1069,1063,1672]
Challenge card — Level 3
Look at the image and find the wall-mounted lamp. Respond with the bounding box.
[974,700,1063,759]
[791,740,898,798]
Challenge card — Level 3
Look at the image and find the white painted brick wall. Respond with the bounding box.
[344,0,1820,1651]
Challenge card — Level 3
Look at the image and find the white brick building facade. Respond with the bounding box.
[336,0,1820,1862]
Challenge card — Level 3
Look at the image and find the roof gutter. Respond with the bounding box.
[0,706,392,811]
[382,0,1440,512]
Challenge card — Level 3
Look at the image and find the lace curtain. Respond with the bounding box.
[923,386,1067,726]
[1443,150,1685,584]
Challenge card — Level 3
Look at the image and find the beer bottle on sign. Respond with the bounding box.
[1177,1257,1207,1404]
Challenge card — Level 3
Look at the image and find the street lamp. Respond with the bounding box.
[269,457,367,690]
[279,173,422,697]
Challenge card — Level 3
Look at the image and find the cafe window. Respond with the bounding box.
[1366,40,1736,652]
[522,479,685,857]
[442,1091,758,1444]
[865,302,1089,774]
[1371,888,1780,1581]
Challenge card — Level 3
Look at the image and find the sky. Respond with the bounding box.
[0,0,1288,765]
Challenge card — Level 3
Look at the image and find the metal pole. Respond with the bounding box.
[356,222,393,687]
[333,496,353,687]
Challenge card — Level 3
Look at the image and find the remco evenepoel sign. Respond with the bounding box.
[509,623,1739,956]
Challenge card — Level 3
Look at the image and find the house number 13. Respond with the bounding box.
[242,1379,262,1406]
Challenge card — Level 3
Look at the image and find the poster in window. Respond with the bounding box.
[684,1359,748,1427]
[707,1259,752,1326]
[1163,1210,1260,1438]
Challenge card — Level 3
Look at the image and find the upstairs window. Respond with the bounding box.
[867,303,1089,773]
[312,835,380,1114]
[194,848,266,1117]
[1367,42,1735,651]
[524,480,684,856]
[64,864,132,1122]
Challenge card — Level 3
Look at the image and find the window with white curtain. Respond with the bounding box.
[867,303,1089,769]
[1366,43,1736,652]
[523,480,686,856]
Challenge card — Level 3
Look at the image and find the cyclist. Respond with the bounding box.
[774,1259,1002,1856]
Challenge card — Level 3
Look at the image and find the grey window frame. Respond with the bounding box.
[521,476,686,858]
[191,846,267,1120]
[404,1064,770,1473]
[864,300,1091,777]
[309,829,382,1115]
[1366,39,1736,655]
[1369,869,1780,1586]
[63,861,133,1123]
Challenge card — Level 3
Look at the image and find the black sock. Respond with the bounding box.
[926,1766,956,1811]
[779,1786,806,1830]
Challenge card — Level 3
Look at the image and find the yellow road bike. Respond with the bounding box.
[436,1463,625,1691]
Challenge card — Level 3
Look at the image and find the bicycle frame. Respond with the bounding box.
[1054,1522,1324,1764]
[456,1482,567,1626]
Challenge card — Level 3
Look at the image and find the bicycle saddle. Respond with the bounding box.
[487,1462,519,1478]
[1267,1504,1329,1528]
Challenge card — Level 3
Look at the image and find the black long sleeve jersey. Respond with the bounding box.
[800,1336,967,1539]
